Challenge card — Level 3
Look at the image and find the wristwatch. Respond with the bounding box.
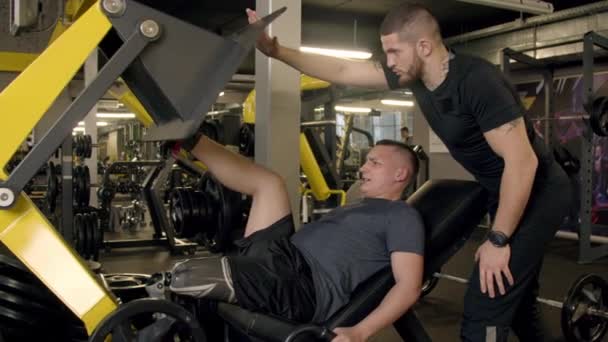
[486,230,510,248]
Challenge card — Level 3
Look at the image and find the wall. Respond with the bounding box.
[411,105,473,181]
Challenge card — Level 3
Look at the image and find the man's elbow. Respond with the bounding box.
[526,151,539,176]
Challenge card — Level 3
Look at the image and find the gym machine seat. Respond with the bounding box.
[216,179,488,341]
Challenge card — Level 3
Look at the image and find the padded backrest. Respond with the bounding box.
[408,179,487,273]
[327,179,487,329]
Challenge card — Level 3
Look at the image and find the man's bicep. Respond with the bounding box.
[340,60,391,89]
[390,252,423,285]
[483,117,534,160]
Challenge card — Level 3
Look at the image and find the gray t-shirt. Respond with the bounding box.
[291,197,425,323]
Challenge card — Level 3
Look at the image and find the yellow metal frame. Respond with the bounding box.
[0,2,117,335]
[0,52,38,72]
[244,75,341,202]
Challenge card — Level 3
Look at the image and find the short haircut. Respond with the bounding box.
[401,126,410,133]
[380,3,442,42]
[375,139,419,176]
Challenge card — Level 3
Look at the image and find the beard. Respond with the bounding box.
[398,54,423,87]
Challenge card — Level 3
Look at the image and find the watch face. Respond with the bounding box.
[488,231,508,247]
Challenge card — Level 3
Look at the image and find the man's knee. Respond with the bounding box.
[146,256,237,304]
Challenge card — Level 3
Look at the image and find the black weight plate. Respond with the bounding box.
[0,274,56,306]
[0,288,61,316]
[85,135,92,158]
[561,273,608,342]
[170,189,188,237]
[238,123,255,157]
[80,213,90,259]
[91,212,102,261]
[88,298,206,342]
[0,305,40,329]
[178,188,193,237]
[0,255,28,273]
[0,256,39,285]
[73,214,84,255]
[590,96,608,137]
[182,190,198,238]
[104,273,151,304]
[72,166,81,207]
[85,213,95,260]
[82,165,91,207]
[77,135,84,158]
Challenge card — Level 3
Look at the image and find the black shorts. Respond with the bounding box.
[227,215,316,322]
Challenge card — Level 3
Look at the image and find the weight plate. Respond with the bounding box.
[561,273,608,342]
[73,214,84,255]
[0,288,60,316]
[199,173,241,253]
[89,298,206,342]
[91,212,102,261]
[238,123,255,157]
[72,166,81,207]
[0,274,56,306]
[80,213,90,259]
[104,273,152,304]
[85,213,95,261]
[82,165,91,207]
[84,135,92,158]
[590,96,608,137]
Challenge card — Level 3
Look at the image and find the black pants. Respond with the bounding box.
[461,161,572,342]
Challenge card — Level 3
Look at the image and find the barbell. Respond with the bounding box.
[422,272,607,342]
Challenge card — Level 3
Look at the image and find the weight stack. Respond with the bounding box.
[0,253,88,341]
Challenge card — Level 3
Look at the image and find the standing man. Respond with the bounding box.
[247,3,571,341]
[400,126,412,145]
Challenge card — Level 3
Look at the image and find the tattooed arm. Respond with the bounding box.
[484,117,538,238]
[475,117,538,298]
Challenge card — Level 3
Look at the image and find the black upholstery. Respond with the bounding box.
[217,179,487,341]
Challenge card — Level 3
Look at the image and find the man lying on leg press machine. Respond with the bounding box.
[146,134,424,341]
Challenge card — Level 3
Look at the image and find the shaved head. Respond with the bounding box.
[375,140,419,176]
[380,3,442,43]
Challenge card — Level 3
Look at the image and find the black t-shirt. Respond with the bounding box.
[383,54,552,214]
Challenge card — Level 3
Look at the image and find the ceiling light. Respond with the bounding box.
[73,127,85,132]
[96,112,136,118]
[219,91,225,96]
[456,0,553,15]
[335,105,372,114]
[381,99,414,107]
[78,121,109,126]
[300,46,372,60]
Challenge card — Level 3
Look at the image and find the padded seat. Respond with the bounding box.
[217,179,487,342]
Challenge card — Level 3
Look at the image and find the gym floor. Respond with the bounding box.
[100,227,608,342]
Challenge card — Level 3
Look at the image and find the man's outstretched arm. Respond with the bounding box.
[333,252,424,341]
[246,9,389,89]
[188,136,291,236]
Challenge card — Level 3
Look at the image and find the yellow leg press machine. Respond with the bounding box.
[0,1,284,339]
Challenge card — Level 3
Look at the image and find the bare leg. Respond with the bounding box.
[189,136,291,237]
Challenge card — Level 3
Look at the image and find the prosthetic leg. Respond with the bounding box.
[146,257,237,303]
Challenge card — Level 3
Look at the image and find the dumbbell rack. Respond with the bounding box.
[99,160,197,255]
